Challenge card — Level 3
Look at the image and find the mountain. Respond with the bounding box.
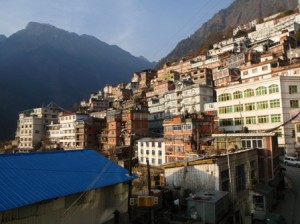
[0,35,6,42]
[0,22,153,140]
[158,0,298,66]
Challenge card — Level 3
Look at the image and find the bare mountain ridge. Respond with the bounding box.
[159,0,298,66]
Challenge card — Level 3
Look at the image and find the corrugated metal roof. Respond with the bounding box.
[0,149,133,212]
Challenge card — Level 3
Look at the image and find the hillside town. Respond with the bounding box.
[3,5,300,224]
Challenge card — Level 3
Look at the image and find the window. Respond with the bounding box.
[152,150,155,155]
[297,124,300,132]
[236,165,245,191]
[234,104,243,112]
[158,142,162,147]
[152,142,155,147]
[176,146,183,152]
[158,159,162,164]
[219,106,233,114]
[219,119,233,126]
[245,103,255,111]
[146,150,149,155]
[218,93,232,102]
[256,86,267,96]
[233,91,243,99]
[140,149,144,154]
[140,157,144,162]
[221,169,229,191]
[271,114,281,123]
[290,100,299,108]
[235,118,243,125]
[269,84,279,94]
[165,126,173,132]
[245,116,256,124]
[253,195,264,210]
[158,150,162,156]
[243,71,248,76]
[289,85,298,94]
[258,115,269,123]
[252,68,258,74]
[173,125,181,130]
[262,65,268,71]
[244,89,254,98]
[257,101,268,110]
[270,99,280,108]
[242,137,263,148]
[182,124,192,130]
[152,158,155,164]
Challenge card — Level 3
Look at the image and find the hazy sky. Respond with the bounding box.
[0,0,234,61]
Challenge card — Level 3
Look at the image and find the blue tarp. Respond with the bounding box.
[0,149,134,211]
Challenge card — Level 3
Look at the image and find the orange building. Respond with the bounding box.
[121,106,149,146]
[99,109,122,155]
[163,113,214,162]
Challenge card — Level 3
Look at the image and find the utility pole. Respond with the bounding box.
[146,159,153,224]
[127,132,134,222]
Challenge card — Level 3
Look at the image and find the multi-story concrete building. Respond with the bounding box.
[216,61,300,153]
[146,80,175,133]
[165,82,214,116]
[213,67,240,88]
[212,133,284,220]
[57,111,89,150]
[163,115,214,162]
[137,137,165,166]
[16,103,62,151]
[99,109,122,154]
[121,107,149,146]
[75,117,106,150]
[181,67,213,86]
[157,59,191,81]
[248,12,300,43]
[139,69,156,89]
[162,148,258,223]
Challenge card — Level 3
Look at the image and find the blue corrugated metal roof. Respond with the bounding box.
[0,149,133,211]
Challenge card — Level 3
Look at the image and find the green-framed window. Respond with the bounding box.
[258,115,269,123]
[244,89,254,98]
[235,117,243,125]
[269,84,279,94]
[219,119,233,126]
[270,99,280,108]
[257,101,268,110]
[234,104,243,112]
[271,114,281,123]
[290,100,299,108]
[233,91,243,99]
[245,116,256,124]
[256,86,267,96]
[245,103,256,111]
[218,93,232,102]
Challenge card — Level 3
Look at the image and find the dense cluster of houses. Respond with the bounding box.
[3,8,300,224]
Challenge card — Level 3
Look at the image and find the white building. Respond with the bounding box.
[248,12,300,43]
[137,138,165,166]
[165,82,214,116]
[17,103,62,151]
[216,62,300,153]
[54,112,89,150]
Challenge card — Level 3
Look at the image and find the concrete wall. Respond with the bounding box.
[0,183,128,224]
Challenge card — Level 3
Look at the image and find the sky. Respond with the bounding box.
[0,0,234,62]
